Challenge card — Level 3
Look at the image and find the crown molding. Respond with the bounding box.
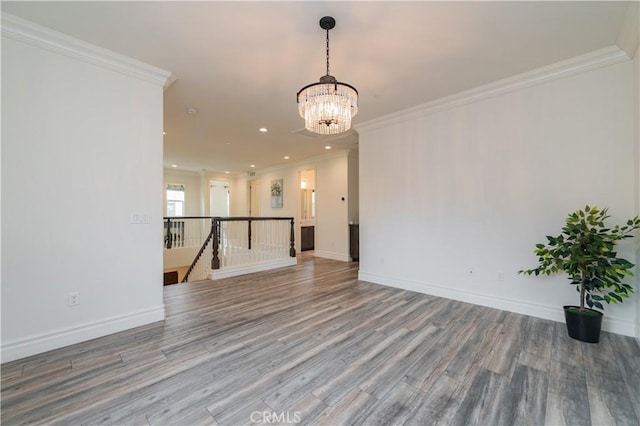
[355,45,631,135]
[248,150,350,177]
[1,13,174,89]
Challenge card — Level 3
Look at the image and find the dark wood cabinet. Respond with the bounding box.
[301,226,315,251]
[349,224,359,261]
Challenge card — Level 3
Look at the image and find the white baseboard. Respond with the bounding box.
[314,250,351,262]
[0,305,165,363]
[358,271,635,337]
[210,258,297,280]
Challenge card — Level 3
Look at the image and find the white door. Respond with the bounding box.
[210,180,230,217]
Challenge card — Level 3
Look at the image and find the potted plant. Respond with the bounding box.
[519,205,640,343]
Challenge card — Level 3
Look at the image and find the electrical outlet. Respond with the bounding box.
[497,270,505,281]
[68,292,80,306]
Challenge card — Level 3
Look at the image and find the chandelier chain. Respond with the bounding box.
[325,28,330,76]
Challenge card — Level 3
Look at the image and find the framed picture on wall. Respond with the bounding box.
[271,179,283,208]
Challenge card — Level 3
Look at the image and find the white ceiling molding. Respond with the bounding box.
[1,13,174,89]
[616,1,639,59]
[355,45,630,135]
[248,150,351,177]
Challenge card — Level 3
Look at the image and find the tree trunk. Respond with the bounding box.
[579,272,586,310]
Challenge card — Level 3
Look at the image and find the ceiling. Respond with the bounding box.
[2,1,633,175]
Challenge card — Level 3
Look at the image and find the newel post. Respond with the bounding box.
[211,218,220,269]
[289,218,296,257]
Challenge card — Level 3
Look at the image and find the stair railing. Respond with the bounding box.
[166,216,296,282]
[209,217,295,270]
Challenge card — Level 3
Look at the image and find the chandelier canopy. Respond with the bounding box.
[297,16,358,135]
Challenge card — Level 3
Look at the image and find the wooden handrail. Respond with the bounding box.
[164,216,293,221]
[164,216,216,220]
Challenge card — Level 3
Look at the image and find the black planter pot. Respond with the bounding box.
[563,305,603,343]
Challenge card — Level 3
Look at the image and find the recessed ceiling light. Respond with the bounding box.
[325,145,332,150]
[163,131,166,135]
[259,127,268,133]
[250,164,256,168]
[171,164,177,168]
[186,107,198,115]
[284,156,290,160]
[225,171,230,174]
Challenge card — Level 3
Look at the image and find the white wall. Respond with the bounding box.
[236,169,300,251]
[348,150,360,225]
[358,51,637,336]
[162,169,237,218]
[163,169,204,217]
[234,153,352,260]
[1,15,171,361]
[316,154,350,261]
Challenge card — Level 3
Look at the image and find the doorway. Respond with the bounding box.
[247,179,260,217]
[300,170,316,251]
[210,180,230,217]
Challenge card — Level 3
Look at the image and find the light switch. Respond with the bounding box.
[131,212,150,224]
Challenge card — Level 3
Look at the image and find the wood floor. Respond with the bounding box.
[2,254,639,425]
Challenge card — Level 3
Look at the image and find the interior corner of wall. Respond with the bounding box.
[616,1,640,59]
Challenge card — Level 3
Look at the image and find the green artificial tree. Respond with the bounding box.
[520,206,640,313]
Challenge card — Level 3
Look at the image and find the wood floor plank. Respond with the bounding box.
[447,368,511,426]
[521,316,554,364]
[499,364,549,425]
[280,393,327,426]
[311,328,413,406]
[401,373,461,425]
[444,317,504,384]
[545,360,591,426]
[357,325,441,399]
[587,372,639,426]
[312,388,377,426]
[360,381,423,426]
[481,312,527,377]
[1,253,637,426]
[261,331,379,412]
[403,319,477,391]
[581,331,624,377]
[551,321,584,368]
[611,334,640,422]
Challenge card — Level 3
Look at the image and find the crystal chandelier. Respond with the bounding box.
[297,16,358,135]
